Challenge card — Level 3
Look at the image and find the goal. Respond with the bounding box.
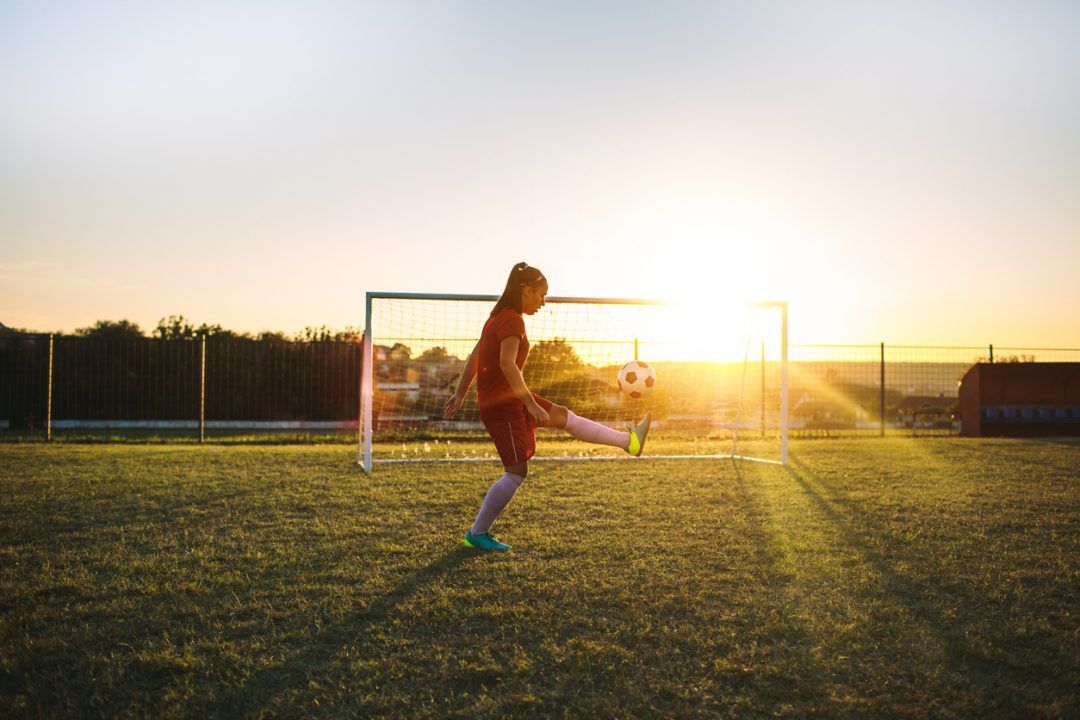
[359,293,788,473]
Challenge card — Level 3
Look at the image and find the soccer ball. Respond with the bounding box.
[617,360,656,399]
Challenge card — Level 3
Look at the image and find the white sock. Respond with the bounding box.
[471,472,525,535]
[564,410,629,450]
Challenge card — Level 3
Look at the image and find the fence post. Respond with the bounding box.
[634,337,639,361]
[199,335,206,443]
[989,344,994,364]
[880,342,885,438]
[47,334,54,442]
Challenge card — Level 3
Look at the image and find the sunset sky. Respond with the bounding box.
[2,1,1078,347]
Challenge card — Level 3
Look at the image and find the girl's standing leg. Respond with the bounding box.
[467,409,535,550]
[470,461,528,536]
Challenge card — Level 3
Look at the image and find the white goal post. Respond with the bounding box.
[359,292,787,473]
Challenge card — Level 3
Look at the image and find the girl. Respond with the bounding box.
[443,262,651,551]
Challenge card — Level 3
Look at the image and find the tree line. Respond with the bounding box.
[3,316,362,343]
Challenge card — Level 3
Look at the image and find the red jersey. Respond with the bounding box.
[476,307,530,412]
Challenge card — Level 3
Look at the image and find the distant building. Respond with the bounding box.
[895,394,953,411]
[958,362,1080,437]
[895,394,956,428]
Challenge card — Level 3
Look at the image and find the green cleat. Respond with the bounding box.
[463,529,512,551]
[626,412,652,457]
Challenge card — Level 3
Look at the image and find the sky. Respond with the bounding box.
[1,0,1078,347]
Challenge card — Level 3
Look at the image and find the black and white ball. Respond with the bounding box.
[617,360,656,399]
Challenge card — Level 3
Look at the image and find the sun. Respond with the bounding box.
[595,191,802,362]
[644,254,778,363]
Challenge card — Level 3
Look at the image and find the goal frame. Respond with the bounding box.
[359,292,787,473]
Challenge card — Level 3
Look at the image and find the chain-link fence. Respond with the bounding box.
[786,344,1080,436]
[1,334,1077,441]
[0,335,360,442]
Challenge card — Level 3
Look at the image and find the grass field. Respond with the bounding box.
[1,439,1077,718]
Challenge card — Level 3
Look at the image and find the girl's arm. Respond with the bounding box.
[443,341,480,419]
[499,336,549,424]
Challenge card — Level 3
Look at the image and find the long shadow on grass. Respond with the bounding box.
[936,438,1080,478]
[785,455,1027,711]
[1026,437,1080,448]
[729,461,831,712]
[210,547,478,717]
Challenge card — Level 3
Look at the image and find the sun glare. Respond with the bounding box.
[629,295,774,364]
[643,240,777,363]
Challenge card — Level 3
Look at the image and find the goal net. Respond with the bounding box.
[359,293,788,473]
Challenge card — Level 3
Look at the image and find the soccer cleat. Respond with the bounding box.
[626,412,652,457]
[463,529,512,551]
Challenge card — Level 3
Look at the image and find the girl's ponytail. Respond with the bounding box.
[490,262,546,317]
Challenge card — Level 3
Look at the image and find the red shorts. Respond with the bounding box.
[479,393,554,468]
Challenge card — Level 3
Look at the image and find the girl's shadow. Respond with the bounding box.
[214,547,480,715]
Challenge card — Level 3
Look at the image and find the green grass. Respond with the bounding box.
[1,439,1077,718]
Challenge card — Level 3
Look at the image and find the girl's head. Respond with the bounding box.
[490,262,548,317]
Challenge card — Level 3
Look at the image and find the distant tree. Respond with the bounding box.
[973,354,1035,364]
[385,342,413,382]
[0,322,36,336]
[74,319,145,340]
[418,346,451,364]
[189,323,246,340]
[155,315,197,340]
[296,326,335,342]
[523,338,585,385]
[293,325,363,342]
[256,330,290,343]
[335,326,362,343]
[155,315,249,340]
